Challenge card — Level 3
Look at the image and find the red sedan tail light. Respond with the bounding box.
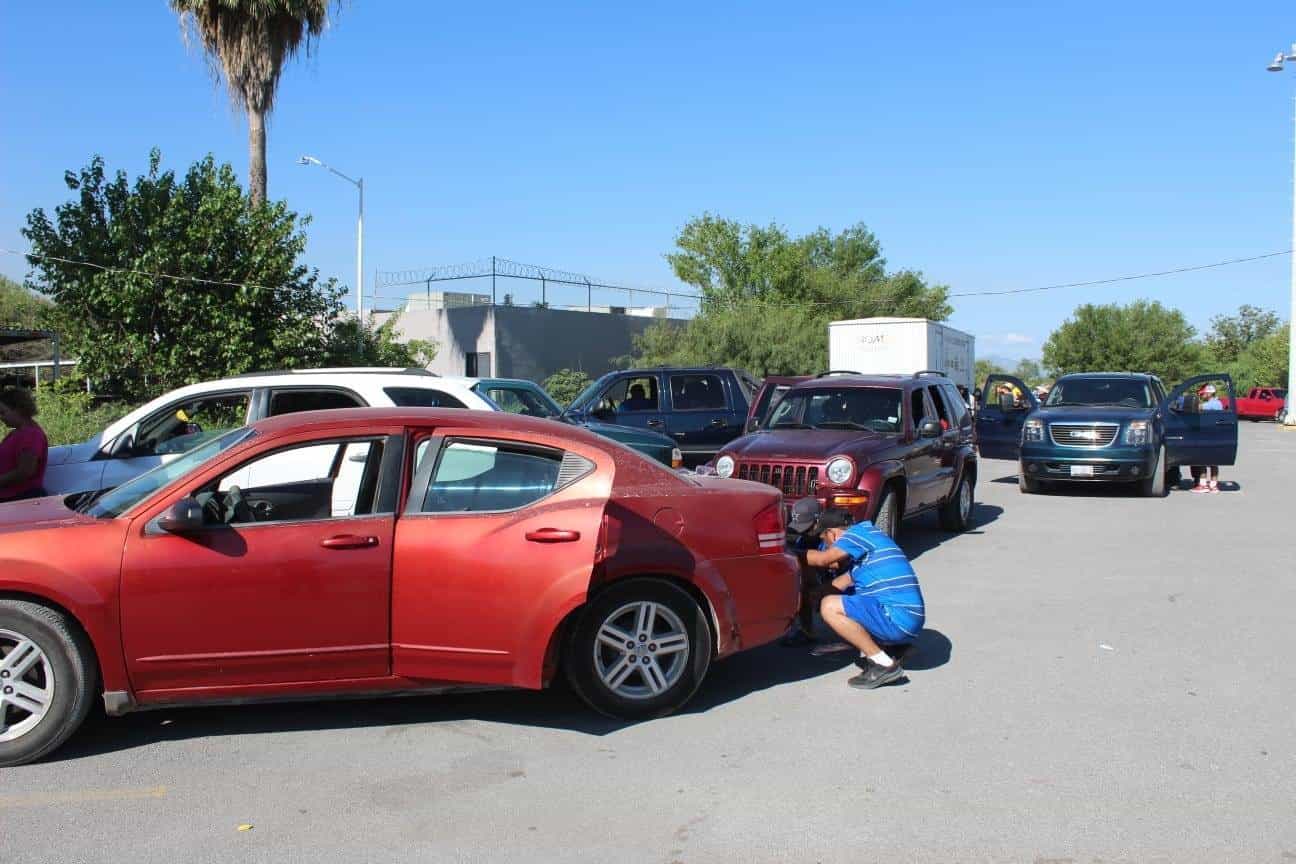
[754,501,784,554]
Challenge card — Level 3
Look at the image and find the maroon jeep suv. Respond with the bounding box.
[710,371,977,537]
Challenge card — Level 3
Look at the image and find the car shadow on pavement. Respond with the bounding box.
[897,505,1003,562]
[48,640,890,763]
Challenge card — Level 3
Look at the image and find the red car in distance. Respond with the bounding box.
[0,408,798,767]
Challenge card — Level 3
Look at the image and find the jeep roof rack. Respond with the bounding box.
[815,370,862,378]
[914,370,946,378]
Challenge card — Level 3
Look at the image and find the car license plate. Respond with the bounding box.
[1069,465,1095,478]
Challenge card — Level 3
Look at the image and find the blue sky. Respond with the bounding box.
[3,1,1295,362]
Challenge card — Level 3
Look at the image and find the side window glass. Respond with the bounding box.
[421,441,561,513]
[941,383,970,425]
[128,392,250,457]
[209,438,386,524]
[1172,377,1234,415]
[669,374,726,411]
[486,387,553,417]
[604,377,659,412]
[909,389,929,426]
[927,385,951,428]
[268,389,364,416]
[383,387,466,409]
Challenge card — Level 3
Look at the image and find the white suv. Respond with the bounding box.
[44,368,496,496]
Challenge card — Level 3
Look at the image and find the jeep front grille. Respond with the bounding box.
[1049,422,1119,448]
[737,462,819,496]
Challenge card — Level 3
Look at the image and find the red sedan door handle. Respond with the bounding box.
[320,534,379,550]
[525,528,581,543]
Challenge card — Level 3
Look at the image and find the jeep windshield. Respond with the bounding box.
[1045,377,1153,409]
[765,387,903,434]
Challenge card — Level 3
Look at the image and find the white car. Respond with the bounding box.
[44,368,496,497]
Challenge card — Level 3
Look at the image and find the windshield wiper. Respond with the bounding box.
[815,420,868,430]
[770,422,812,429]
[72,489,105,514]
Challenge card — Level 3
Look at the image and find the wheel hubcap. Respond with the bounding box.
[959,480,972,521]
[594,601,689,700]
[0,628,55,743]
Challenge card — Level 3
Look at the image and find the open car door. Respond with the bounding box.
[975,374,1039,460]
[1161,374,1238,468]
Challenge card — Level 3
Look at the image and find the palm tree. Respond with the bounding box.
[171,0,334,205]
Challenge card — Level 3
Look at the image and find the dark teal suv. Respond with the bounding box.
[976,371,1239,496]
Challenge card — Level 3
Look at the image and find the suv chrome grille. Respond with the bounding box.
[1049,423,1119,448]
[737,463,819,496]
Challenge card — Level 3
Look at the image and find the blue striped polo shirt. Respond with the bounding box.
[829,521,925,635]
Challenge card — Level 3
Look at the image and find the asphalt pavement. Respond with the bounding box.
[6,423,1295,863]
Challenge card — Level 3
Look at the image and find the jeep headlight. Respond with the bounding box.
[715,454,735,478]
[1023,418,1045,443]
[826,457,854,486]
[1124,420,1149,446]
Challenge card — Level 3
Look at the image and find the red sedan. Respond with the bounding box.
[0,408,799,767]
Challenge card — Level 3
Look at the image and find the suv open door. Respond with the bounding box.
[1161,374,1239,469]
[975,374,1039,460]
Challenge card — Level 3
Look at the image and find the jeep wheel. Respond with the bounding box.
[0,600,98,768]
[872,487,899,539]
[1018,469,1040,494]
[938,471,974,532]
[565,579,712,721]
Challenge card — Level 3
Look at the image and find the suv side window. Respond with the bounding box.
[419,440,563,513]
[383,387,467,409]
[268,388,364,416]
[604,376,659,412]
[120,391,251,457]
[908,388,931,429]
[926,385,952,429]
[938,383,970,426]
[669,373,727,411]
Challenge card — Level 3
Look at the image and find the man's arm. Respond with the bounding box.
[0,451,38,488]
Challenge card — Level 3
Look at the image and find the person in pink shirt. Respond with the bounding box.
[0,386,49,502]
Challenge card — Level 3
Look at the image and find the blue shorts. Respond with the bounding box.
[840,593,921,645]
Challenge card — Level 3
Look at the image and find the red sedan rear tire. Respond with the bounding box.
[565,579,712,721]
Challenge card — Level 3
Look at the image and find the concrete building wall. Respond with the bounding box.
[375,305,681,382]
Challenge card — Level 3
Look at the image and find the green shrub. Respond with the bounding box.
[34,388,136,446]
[543,369,592,407]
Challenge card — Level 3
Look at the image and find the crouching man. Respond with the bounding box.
[794,499,925,689]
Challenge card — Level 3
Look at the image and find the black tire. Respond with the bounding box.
[1139,446,1167,498]
[938,470,975,532]
[565,579,712,721]
[0,600,98,768]
[1167,466,1183,489]
[872,485,899,540]
[1018,469,1039,494]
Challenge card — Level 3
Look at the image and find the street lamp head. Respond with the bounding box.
[1268,52,1285,72]
[298,155,322,166]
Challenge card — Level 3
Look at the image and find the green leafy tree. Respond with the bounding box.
[21,150,374,401]
[325,313,438,368]
[1,274,49,329]
[1042,300,1206,383]
[1011,358,1045,388]
[543,368,592,406]
[1226,323,1289,392]
[974,357,1007,387]
[1205,304,1282,364]
[171,0,335,204]
[631,215,951,375]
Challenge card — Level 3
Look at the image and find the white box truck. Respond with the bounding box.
[827,317,976,392]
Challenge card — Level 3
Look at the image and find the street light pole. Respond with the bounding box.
[1267,49,1296,426]
[299,155,365,324]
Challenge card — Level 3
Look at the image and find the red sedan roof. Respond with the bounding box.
[247,407,607,445]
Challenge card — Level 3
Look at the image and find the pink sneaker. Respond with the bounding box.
[1208,481,1220,494]
[1191,483,1210,494]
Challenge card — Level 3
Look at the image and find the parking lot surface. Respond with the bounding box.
[6,423,1295,864]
